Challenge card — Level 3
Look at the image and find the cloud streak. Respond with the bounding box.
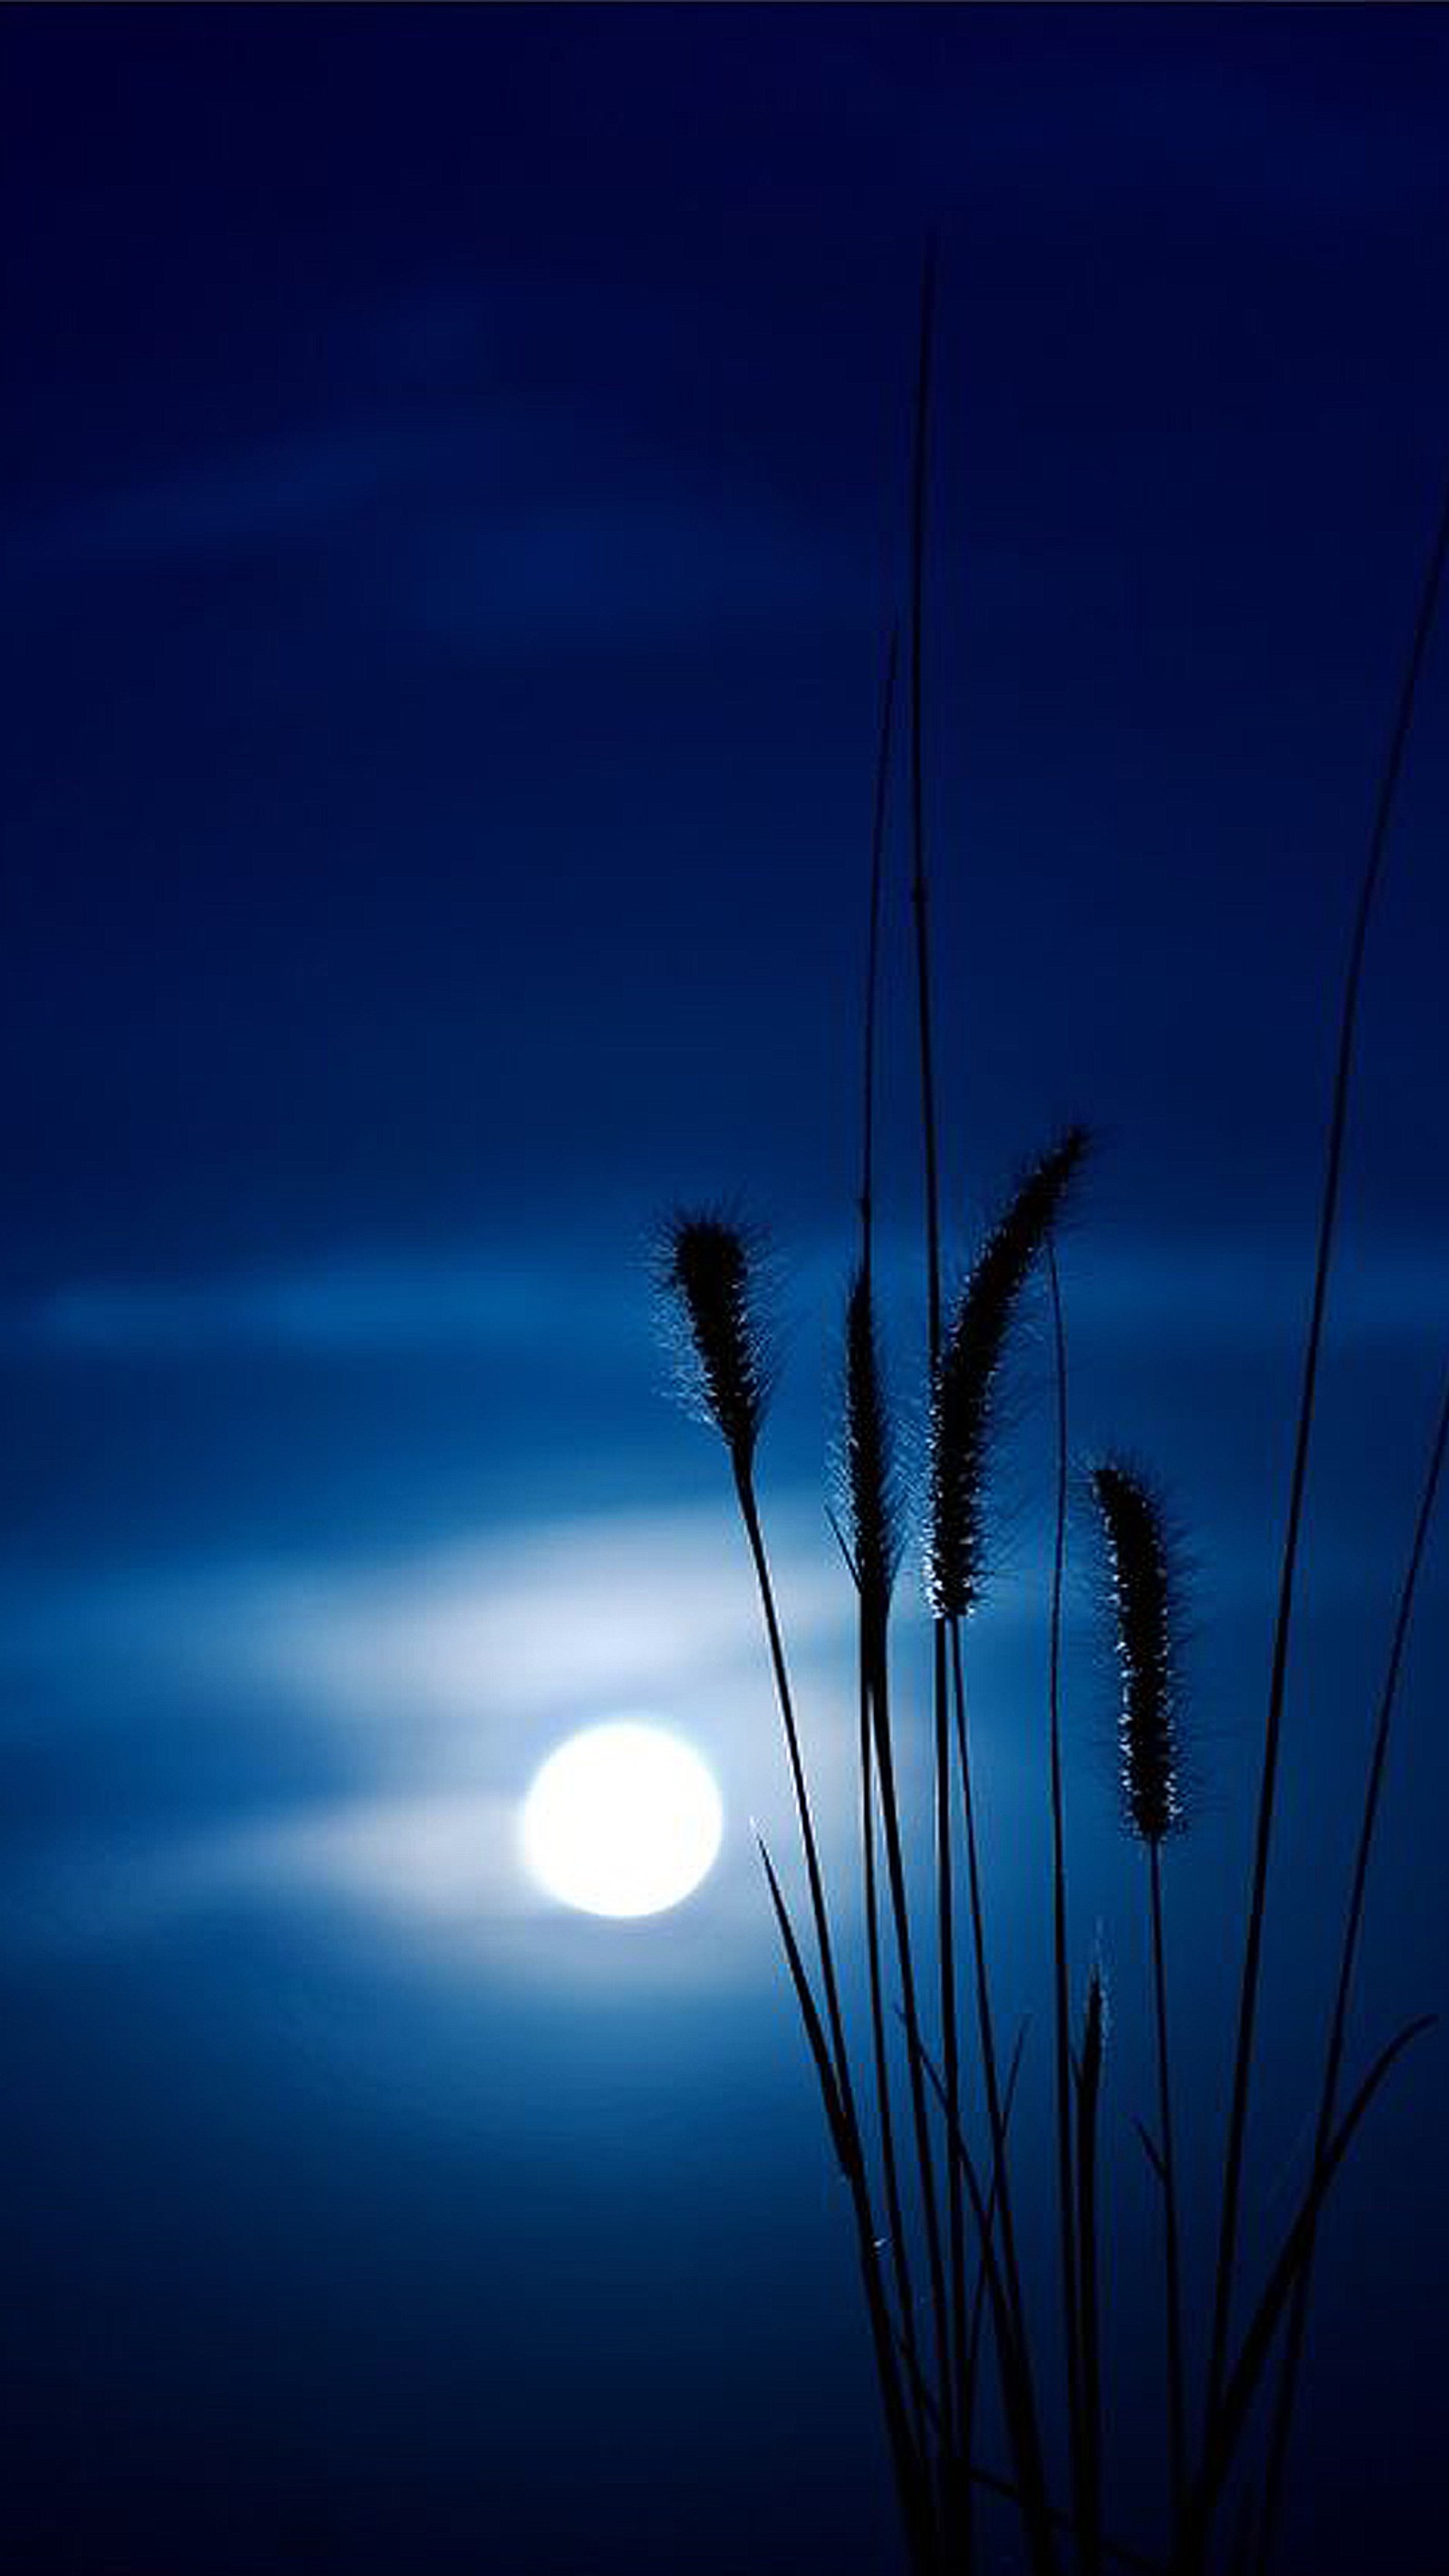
[21,1252,642,1356]
[4,390,859,648]
[0,1500,859,1969]
[16,1229,1448,1360]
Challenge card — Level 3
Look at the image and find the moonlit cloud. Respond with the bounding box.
[14,1227,1447,1360]
[21,1252,642,1356]
[0,1503,860,1968]
[4,1793,526,1956]
[250,1505,849,1742]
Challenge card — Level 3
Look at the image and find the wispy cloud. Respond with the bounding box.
[5,389,859,646]
[403,488,860,651]
[5,420,452,571]
[15,1229,1448,1361]
[0,1501,859,1968]
[20,1251,641,1357]
[3,1791,527,1955]
[1063,1231,1449,1345]
[245,1503,851,1756]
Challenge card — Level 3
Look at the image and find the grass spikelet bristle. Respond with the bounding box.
[843,1264,898,1619]
[662,1212,771,1476]
[927,1125,1088,1618]
[1089,1459,1183,1846]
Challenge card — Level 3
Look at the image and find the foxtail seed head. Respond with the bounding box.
[927,1127,1087,1618]
[1089,1460,1183,1847]
[662,1213,772,1479]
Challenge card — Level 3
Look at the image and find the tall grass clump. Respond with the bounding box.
[657,259,1449,2576]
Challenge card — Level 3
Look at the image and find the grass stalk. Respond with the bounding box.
[908,235,942,1368]
[963,2022,1030,2474]
[1089,1460,1187,2557]
[904,235,968,2467]
[961,2466,1166,2576]
[859,1661,931,2475]
[853,613,932,2469]
[1076,1966,1107,2576]
[1252,1360,1449,2573]
[662,284,1445,2576]
[1044,1247,1087,2559]
[850,615,955,2472]
[735,1447,934,2559]
[1204,466,1449,2434]
[915,2020,1060,2576]
[758,1835,936,2576]
[859,620,898,1264]
[1182,2014,1435,2575]
[868,1619,956,2473]
[934,1620,966,2456]
[734,1468,853,2113]
[950,1619,1058,2576]
[1148,1840,1187,2543]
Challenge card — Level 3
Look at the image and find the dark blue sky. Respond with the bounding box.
[3,11,1448,2574]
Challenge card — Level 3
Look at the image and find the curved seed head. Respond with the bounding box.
[1089,1459,1184,1847]
[927,1126,1088,1618]
[661,1212,772,1477]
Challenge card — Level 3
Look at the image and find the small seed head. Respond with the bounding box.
[1089,1460,1183,1847]
[662,1212,771,1476]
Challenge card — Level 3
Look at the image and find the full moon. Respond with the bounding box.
[519,1720,724,1918]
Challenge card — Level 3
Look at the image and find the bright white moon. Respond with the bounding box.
[520,1720,724,1918]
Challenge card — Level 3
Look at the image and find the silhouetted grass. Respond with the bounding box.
[658,262,1448,2576]
[1089,1463,1187,2545]
[1251,1362,1449,2573]
[1203,459,1449,2471]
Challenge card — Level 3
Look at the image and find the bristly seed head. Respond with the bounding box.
[927,1126,1088,1619]
[1089,1460,1183,1847]
[842,1265,898,1620]
[662,1212,771,1479]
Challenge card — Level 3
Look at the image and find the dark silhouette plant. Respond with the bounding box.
[658,260,1449,2576]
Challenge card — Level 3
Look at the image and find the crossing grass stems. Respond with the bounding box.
[659,264,1449,2576]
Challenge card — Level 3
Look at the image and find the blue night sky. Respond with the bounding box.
[3,10,1448,2574]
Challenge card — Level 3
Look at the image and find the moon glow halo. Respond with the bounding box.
[520,1720,724,1918]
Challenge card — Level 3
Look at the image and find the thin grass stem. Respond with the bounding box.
[859,621,899,1264]
[935,1620,966,2453]
[851,611,955,2480]
[1204,467,1449,2433]
[859,1658,931,2475]
[1148,1840,1187,2544]
[758,1836,937,2576]
[1045,1246,1087,2559]
[734,1468,861,2148]
[912,2023,1061,2576]
[945,2014,1026,2570]
[1076,1968,1106,2576]
[902,2353,1165,2576]
[905,235,968,2468]
[853,601,932,2479]
[949,1626,1030,2353]
[961,2465,1166,2576]
[949,1619,1057,2575]
[963,2023,1030,2473]
[1183,2014,1435,2575]
[1252,1360,1449,2574]
[868,1624,956,2467]
[907,235,942,1367]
